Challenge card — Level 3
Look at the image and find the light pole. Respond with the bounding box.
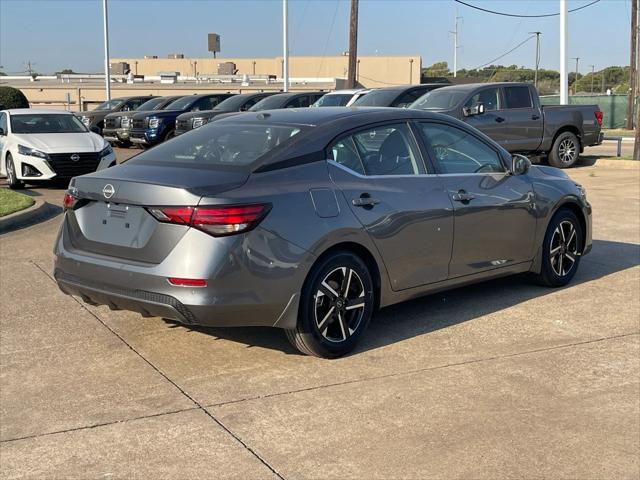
[589,64,595,93]
[560,0,568,104]
[529,31,541,88]
[571,57,580,93]
[449,10,462,78]
[282,0,289,92]
[102,0,111,101]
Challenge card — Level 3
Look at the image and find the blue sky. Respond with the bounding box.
[0,0,631,74]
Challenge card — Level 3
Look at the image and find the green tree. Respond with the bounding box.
[0,86,29,109]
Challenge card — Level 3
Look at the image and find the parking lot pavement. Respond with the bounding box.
[0,157,638,479]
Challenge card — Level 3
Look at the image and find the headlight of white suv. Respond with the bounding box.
[18,144,50,160]
[98,144,113,159]
[148,117,162,129]
[192,117,208,128]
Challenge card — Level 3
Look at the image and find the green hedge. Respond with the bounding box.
[0,86,29,110]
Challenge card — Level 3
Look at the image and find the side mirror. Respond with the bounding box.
[89,125,101,134]
[463,103,485,117]
[511,154,531,175]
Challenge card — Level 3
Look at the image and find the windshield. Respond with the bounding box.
[248,95,288,111]
[136,97,165,111]
[94,99,124,111]
[352,89,397,107]
[313,94,353,107]
[10,114,88,134]
[165,96,196,111]
[128,122,305,169]
[214,95,256,111]
[411,89,466,110]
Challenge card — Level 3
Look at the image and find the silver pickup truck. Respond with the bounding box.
[411,82,603,168]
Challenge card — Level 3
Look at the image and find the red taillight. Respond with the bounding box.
[595,111,603,126]
[168,277,207,287]
[63,192,75,210]
[148,203,270,236]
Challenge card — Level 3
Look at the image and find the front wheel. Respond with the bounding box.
[534,209,583,287]
[548,131,580,168]
[286,252,375,358]
[5,154,24,189]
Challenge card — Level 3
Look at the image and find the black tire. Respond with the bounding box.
[286,251,375,358]
[5,154,24,189]
[163,129,175,142]
[548,131,580,168]
[534,209,583,287]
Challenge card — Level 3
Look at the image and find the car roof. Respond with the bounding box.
[435,82,530,93]
[324,89,368,95]
[368,84,448,93]
[4,108,74,115]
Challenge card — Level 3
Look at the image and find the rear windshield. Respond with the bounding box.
[411,89,466,110]
[128,122,305,169]
[313,94,353,107]
[11,114,87,134]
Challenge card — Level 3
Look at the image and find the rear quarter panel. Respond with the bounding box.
[540,105,600,151]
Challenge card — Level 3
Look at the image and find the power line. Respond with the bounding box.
[454,0,601,18]
[473,35,536,70]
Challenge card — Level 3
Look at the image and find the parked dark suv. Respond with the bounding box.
[78,96,154,134]
[248,92,326,111]
[129,93,234,147]
[103,96,184,147]
[175,92,277,136]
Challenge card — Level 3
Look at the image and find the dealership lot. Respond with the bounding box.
[0,147,638,478]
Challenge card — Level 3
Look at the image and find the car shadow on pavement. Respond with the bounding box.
[168,239,640,356]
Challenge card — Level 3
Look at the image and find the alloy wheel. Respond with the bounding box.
[558,139,577,164]
[6,159,14,183]
[550,220,579,276]
[314,267,366,343]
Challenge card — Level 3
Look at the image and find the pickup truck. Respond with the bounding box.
[410,82,603,168]
[129,93,234,147]
[103,96,184,147]
[78,96,155,135]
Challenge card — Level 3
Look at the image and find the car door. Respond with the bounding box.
[461,86,509,148]
[501,85,544,152]
[416,121,537,278]
[327,122,454,290]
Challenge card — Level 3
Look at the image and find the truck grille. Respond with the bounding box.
[133,118,147,129]
[175,119,191,132]
[48,152,101,177]
[104,117,120,129]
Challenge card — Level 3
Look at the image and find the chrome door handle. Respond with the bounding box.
[452,190,475,203]
[352,195,380,208]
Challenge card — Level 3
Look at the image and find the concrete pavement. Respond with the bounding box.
[0,153,638,479]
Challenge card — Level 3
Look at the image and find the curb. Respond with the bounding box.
[0,199,61,234]
[591,158,640,169]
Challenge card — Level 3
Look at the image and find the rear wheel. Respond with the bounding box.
[534,209,583,287]
[286,251,375,358]
[5,154,24,189]
[548,131,580,168]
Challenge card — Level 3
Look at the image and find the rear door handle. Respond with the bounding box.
[532,114,541,120]
[352,194,380,208]
[452,190,475,203]
[495,116,506,123]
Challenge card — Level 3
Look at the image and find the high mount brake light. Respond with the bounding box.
[595,111,603,126]
[148,204,271,236]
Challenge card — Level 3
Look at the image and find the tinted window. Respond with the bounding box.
[249,95,288,111]
[411,89,466,110]
[418,123,505,174]
[240,95,268,111]
[286,96,313,108]
[392,87,432,108]
[352,89,398,107]
[330,124,425,176]
[165,96,197,110]
[193,96,222,111]
[128,123,304,169]
[10,114,87,134]
[94,99,125,111]
[464,88,501,111]
[504,86,533,109]
[125,98,147,110]
[0,113,7,134]
[136,97,165,111]
[313,94,353,107]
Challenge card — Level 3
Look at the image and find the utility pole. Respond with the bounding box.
[102,0,111,101]
[529,31,541,88]
[627,0,637,130]
[347,0,359,89]
[23,60,36,76]
[449,10,462,78]
[560,0,568,104]
[589,64,595,93]
[571,57,580,93]
[282,0,289,92]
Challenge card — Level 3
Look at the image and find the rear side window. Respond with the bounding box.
[329,123,426,176]
[128,122,304,169]
[504,86,533,109]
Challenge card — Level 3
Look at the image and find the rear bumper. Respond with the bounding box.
[53,221,315,329]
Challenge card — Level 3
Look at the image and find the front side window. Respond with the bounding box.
[464,88,501,112]
[10,114,87,134]
[504,86,533,109]
[0,113,7,134]
[329,124,425,176]
[418,122,505,174]
[125,98,146,111]
[128,122,303,169]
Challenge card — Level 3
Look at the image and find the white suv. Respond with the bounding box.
[0,109,116,189]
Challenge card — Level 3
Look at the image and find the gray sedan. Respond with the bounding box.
[54,107,592,358]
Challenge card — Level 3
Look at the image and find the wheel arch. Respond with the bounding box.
[550,126,582,152]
